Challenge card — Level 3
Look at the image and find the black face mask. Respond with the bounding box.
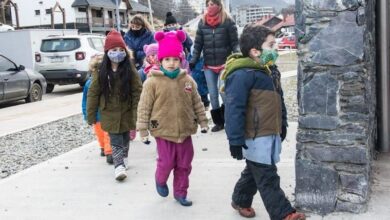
[131,28,145,37]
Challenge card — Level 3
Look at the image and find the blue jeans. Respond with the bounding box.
[204,69,225,110]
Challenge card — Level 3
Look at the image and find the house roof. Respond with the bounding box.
[129,1,152,13]
[72,0,117,9]
[257,14,295,32]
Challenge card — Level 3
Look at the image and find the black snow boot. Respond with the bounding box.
[211,107,225,132]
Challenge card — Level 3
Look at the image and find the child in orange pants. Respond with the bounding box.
[82,77,113,164]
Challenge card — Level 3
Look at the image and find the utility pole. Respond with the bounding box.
[115,0,120,31]
[147,0,154,31]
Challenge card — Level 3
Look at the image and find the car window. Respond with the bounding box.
[88,37,104,52]
[41,38,81,52]
[0,55,16,71]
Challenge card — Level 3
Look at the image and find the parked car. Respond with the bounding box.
[35,34,105,93]
[0,23,14,32]
[278,36,297,50]
[0,53,46,104]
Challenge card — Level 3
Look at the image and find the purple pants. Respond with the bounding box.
[155,136,194,198]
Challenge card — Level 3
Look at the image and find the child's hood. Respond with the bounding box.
[221,53,270,81]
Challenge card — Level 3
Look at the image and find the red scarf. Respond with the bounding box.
[205,5,221,28]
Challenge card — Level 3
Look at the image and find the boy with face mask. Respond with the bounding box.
[221,24,306,220]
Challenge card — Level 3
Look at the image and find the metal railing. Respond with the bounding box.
[75,17,127,28]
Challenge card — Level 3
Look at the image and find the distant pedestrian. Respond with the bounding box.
[222,24,305,220]
[87,30,142,181]
[189,0,239,132]
[137,30,208,206]
[82,75,113,164]
[163,12,193,55]
[124,14,156,70]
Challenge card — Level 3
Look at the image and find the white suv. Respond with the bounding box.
[35,34,105,93]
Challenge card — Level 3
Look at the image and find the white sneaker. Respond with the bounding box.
[114,165,127,181]
[123,158,129,170]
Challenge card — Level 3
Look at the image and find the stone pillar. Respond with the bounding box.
[295,0,376,215]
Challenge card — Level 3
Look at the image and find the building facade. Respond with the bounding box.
[232,5,275,27]
[0,0,150,33]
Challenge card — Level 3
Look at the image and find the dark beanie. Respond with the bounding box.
[165,12,177,26]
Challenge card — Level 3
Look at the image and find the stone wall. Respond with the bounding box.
[295,0,376,215]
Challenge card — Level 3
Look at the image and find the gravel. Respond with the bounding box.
[0,114,94,180]
[282,76,298,122]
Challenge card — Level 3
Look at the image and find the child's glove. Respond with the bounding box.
[142,136,151,145]
[201,126,209,133]
[189,62,195,71]
[229,144,248,160]
[139,129,151,145]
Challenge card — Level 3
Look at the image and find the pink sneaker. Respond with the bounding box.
[129,130,137,141]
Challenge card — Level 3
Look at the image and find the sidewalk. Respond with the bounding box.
[0,93,82,137]
[0,123,389,219]
[0,125,297,220]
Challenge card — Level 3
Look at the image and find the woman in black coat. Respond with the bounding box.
[189,0,239,132]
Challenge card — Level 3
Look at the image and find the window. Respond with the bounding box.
[88,38,104,52]
[78,7,87,12]
[91,9,103,18]
[0,56,16,72]
[35,10,40,16]
[45,9,52,14]
[41,38,81,52]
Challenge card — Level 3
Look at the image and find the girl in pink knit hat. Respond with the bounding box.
[138,43,159,83]
[137,30,209,207]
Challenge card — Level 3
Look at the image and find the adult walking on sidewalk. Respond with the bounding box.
[87,30,142,181]
[189,0,239,132]
[222,24,305,220]
[124,14,156,70]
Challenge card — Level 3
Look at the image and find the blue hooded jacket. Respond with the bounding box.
[82,77,100,122]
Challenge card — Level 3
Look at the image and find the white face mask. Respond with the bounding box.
[107,51,126,63]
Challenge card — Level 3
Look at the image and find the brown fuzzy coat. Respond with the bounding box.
[137,69,208,143]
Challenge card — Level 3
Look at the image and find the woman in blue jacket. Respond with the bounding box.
[124,14,155,70]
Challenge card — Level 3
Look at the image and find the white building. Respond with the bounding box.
[3,0,150,33]
[232,5,275,27]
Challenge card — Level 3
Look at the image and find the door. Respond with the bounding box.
[0,55,29,100]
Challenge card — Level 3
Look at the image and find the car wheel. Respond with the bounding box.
[46,84,55,93]
[26,83,43,103]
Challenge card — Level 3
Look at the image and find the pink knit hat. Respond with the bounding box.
[143,43,158,57]
[154,30,186,61]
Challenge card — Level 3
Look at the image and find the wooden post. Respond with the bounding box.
[1,1,6,24]
[51,7,54,28]
[13,1,18,28]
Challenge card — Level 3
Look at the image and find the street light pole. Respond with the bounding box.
[115,0,120,31]
[147,0,154,31]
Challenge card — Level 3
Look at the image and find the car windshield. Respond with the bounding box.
[41,38,81,52]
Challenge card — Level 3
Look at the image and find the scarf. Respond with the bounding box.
[220,53,271,92]
[205,5,222,28]
[160,66,180,79]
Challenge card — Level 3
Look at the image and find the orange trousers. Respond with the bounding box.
[93,122,112,155]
